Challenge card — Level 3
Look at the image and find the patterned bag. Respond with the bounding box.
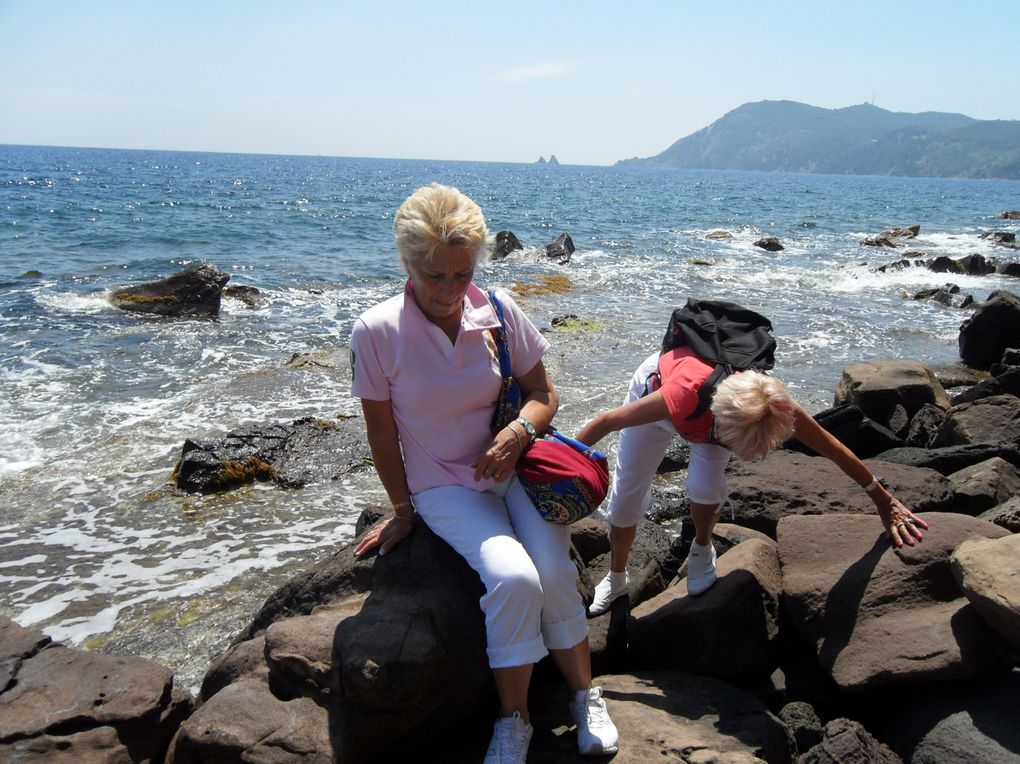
[487,290,610,524]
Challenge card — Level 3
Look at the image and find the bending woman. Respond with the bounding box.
[578,343,929,616]
[351,183,617,763]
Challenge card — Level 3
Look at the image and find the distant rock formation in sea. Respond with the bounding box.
[535,155,560,165]
[617,100,1020,180]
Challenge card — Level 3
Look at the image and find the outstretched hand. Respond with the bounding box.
[878,495,928,548]
[354,515,414,557]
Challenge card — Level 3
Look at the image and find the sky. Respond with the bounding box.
[2,1,1019,167]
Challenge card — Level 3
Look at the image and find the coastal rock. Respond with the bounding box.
[913,282,974,308]
[946,457,1020,515]
[166,677,332,763]
[950,365,1020,405]
[544,232,575,264]
[630,538,782,680]
[978,495,1020,532]
[958,289,1020,369]
[725,451,952,537]
[928,363,982,390]
[777,701,823,754]
[778,512,1010,693]
[109,262,230,317]
[755,236,785,251]
[492,229,522,259]
[863,236,898,248]
[222,284,262,309]
[927,253,997,275]
[981,230,1017,245]
[874,441,1020,474]
[951,534,1020,651]
[174,416,373,493]
[783,405,903,459]
[705,228,733,239]
[904,402,946,447]
[834,360,950,428]
[798,718,903,764]
[527,671,794,764]
[0,617,191,763]
[1001,210,1020,219]
[931,394,1020,449]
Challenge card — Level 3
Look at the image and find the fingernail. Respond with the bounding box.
[379,547,386,556]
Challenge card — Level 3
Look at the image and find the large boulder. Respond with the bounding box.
[544,232,575,264]
[782,405,903,459]
[778,513,1010,693]
[950,365,1020,405]
[875,442,1020,474]
[946,457,1020,515]
[175,416,373,493]
[834,360,950,427]
[629,538,782,679]
[951,534,1020,652]
[0,617,191,763]
[958,289,1020,370]
[492,230,523,259]
[725,451,953,537]
[978,495,1020,532]
[110,262,230,317]
[798,718,903,764]
[931,394,1020,449]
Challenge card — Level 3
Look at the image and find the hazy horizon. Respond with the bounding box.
[3,1,1019,166]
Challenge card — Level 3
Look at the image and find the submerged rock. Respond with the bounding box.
[110,262,230,317]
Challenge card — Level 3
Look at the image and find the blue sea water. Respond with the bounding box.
[2,144,1018,689]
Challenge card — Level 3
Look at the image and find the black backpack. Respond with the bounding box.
[656,299,777,420]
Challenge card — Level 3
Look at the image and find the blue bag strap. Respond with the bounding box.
[488,289,513,379]
[546,428,607,460]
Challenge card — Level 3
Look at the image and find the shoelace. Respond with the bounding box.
[499,713,528,759]
[583,690,610,725]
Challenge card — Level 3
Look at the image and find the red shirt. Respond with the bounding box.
[654,347,716,443]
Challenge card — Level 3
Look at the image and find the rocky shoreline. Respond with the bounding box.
[3,269,1020,760]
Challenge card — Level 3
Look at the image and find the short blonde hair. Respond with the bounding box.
[711,371,796,461]
[393,183,490,273]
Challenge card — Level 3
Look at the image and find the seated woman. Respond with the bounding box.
[578,342,930,616]
[351,183,618,763]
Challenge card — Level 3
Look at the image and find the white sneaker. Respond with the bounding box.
[570,686,619,756]
[483,711,532,764]
[686,541,717,596]
[588,570,629,616]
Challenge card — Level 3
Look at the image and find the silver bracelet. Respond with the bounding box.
[862,476,883,492]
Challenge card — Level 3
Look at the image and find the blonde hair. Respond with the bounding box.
[392,183,491,273]
[711,371,796,461]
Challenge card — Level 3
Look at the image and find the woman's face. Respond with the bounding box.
[407,245,476,327]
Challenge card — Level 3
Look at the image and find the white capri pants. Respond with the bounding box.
[413,476,588,670]
[605,352,732,528]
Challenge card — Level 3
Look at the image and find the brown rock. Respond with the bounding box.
[947,456,1020,515]
[951,534,1020,652]
[778,512,1010,692]
[932,394,1020,448]
[834,360,950,426]
[798,717,903,763]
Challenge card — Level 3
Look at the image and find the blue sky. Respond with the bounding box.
[2,1,1018,166]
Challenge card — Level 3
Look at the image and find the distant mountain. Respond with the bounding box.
[617,101,1020,179]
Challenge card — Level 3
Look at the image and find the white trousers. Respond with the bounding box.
[413,476,588,669]
[605,352,732,528]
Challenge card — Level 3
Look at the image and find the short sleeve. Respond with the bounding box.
[350,317,390,401]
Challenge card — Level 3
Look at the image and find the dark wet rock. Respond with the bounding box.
[932,394,1020,449]
[998,261,1020,275]
[492,230,522,259]
[951,365,1020,405]
[874,441,1020,475]
[1000,210,1020,220]
[544,232,575,264]
[978,495,1020,532]
[904,403,946,447]
[928,363,982,390]
[958,289,1020,370]
[174,416,373,493]
[981,230,1017,244]
[755,236,785,251]
[222,284,262,309]
[0,616,191,764]
[951,534,1020,652]
[947,457,1020,515]
[863,236,897,248]
[726,451,952,537]
[657,435,691,473]
[798,717,903,764]
[778,513,1010,693]
[914,282,974,308]
[783,405,903,459]
[284,348,349,370]
[110,262,230,317]
[834,360,950,429]
[631,538,783,680]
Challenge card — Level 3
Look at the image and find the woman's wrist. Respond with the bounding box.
[391,498,415,520]
[506,422,526,452]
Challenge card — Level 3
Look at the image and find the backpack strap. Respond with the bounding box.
[686,364,730,421]
[488,289,513,379]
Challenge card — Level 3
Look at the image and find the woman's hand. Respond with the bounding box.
[473,424,524,482]
[354,515,414,557]
[876,494,929,548]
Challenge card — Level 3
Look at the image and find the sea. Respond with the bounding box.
[2,143,1018,691]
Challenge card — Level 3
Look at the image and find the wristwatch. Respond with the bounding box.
[515,416,538,444]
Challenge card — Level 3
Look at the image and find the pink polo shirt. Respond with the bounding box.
[655,347,716,443]
[350,281,550,494]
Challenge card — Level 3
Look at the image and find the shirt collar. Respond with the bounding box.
[402,280,501,333]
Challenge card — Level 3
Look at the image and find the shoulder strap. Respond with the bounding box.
[686,364,729,421]
[488,289,513,379]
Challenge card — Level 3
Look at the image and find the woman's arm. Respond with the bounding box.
[354,397,415,556]
[791,402,928,547]
[472,358,558,482]
[575,390,671,447]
